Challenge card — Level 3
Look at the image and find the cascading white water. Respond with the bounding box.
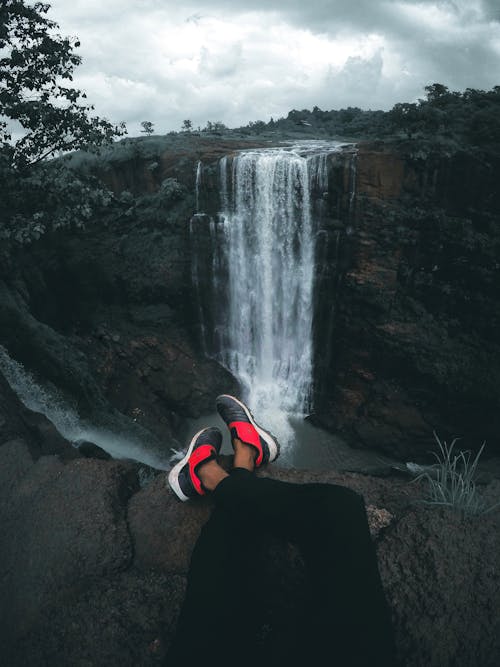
[195,160,202,212]
[0,345,169,469]
[218,149,315,416]
[198,141,346,443]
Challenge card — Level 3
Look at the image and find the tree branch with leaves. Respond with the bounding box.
[0,0,126,171]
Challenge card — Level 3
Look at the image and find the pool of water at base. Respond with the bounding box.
[177,411,396,473]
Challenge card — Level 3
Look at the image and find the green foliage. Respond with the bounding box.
[0,158,114,243]
[247,119,267,134]
[159,177,184,203]
[234,84,500,149]
[388,102,424,139]
[415,433,499,517]
[140,120,154,135]
[202,120,227,133]
[390,84,500,147]
[181,119,192,132]
[0,1,126,243]
[0,0,126,170]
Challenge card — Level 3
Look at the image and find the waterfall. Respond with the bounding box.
[195,160,202,212]
[348,152,357,224]
[195,141,347,442]
[218,149,315,415]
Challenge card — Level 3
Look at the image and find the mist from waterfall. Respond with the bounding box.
[196,141,346,445]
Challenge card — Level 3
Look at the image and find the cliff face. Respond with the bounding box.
[1,137,499,461]
[0,139,245,455]
[313,143,500,459]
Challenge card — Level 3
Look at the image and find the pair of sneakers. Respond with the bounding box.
[168,394,280,502]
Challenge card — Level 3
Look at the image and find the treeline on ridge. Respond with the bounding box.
[234,83,500,148]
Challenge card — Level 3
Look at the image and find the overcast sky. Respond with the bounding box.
[48,0,500,136]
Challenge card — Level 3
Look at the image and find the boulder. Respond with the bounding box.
[378,506,500,666]
[0,441,499,666]
[0,451,138,662]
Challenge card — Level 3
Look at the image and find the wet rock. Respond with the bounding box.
[0,370,80,461]
[0,280,107,416]
[81,321,238,436]
[77,440,112,460]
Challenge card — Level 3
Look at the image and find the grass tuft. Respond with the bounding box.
[414,432,499,517]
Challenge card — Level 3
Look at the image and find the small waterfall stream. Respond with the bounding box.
[193,141,347,446]
[0,345,169,469]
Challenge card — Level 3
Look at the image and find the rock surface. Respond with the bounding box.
[1,432,499,666]
[0,444,137,663]
[313,142,500,460]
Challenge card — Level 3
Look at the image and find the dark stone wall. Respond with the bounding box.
[0,140,242,450]
[313,143,500,460]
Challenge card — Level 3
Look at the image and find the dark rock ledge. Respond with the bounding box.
[1,378,499,667]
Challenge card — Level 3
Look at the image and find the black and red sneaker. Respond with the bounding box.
[168,427,222,501]
[216,394,280,466]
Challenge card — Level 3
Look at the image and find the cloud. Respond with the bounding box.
[44,0,500,134]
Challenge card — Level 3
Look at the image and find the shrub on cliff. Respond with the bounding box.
[415,433,499,516]
[0,160,114,243]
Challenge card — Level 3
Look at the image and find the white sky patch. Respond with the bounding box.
[35,0,500,135]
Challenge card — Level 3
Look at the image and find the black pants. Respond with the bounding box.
[167,469,396,667]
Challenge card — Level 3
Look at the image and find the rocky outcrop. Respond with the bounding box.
[378,503,500,666]
[0,138,241,452]
[1,432,498,666]
[313,143,500,460]
[1,371,499,666]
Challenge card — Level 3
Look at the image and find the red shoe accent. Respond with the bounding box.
[188,444,216,495]
[229,421,263,466]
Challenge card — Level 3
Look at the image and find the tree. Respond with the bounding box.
[388,102,422,139]
[424,83,450,103]
[181,119,193,132]
[0,1,126,170]
[202,120,226,133]
[0,1,126,244]
[247,120,266,134]
[140,120,154,135]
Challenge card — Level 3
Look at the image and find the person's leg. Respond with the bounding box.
[165,437,264,667]
[167,408,395,666]
[166,507,260,667]
[295,483,396,666]
[213,452,396,666]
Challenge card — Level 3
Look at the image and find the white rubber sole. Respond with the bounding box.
[218,394,280,463]
[167,428,206,502]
